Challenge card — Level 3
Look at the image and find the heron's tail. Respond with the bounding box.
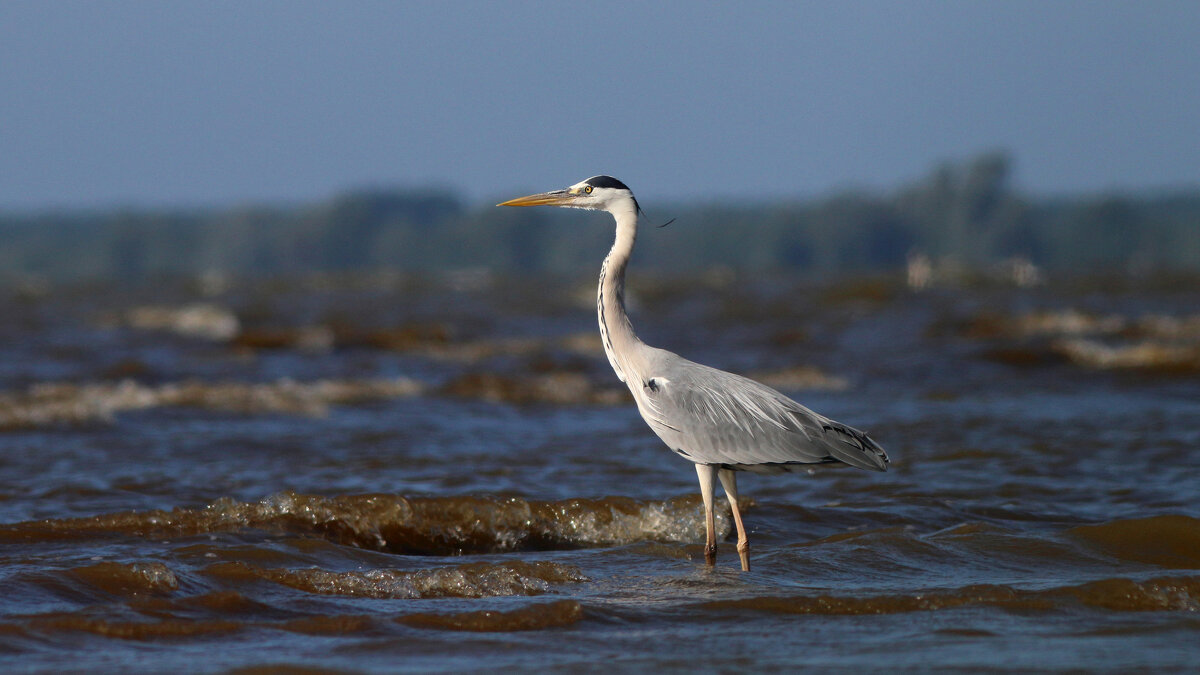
[824,421,889,472]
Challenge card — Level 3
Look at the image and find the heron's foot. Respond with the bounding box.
[704,542,717,566]
[737,541,750,572]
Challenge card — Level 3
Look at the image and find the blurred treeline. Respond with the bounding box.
[2,152,1197,283]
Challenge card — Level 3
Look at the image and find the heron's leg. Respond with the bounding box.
[718,468,750,572]
[695,463,718,565]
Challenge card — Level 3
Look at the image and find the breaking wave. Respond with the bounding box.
[205,559,585,599]
[6,558,584,641]
[0,378,423,430]
[959,308,1200,373]
[107,303,241,341]
[1052,338,1200,373]
[962,309,1200,340]
[0,491,732,555]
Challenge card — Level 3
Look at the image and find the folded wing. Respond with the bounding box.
[638,353,888,473]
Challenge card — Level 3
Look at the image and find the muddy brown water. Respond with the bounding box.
[0,275,1197,673]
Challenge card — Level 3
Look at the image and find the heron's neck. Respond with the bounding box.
[598,205,643,383]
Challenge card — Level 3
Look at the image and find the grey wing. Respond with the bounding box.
[637,353,888,473]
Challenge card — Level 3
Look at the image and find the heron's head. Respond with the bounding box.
[498,175,639,215]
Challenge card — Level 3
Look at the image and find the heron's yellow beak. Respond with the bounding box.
[497,189,578,208]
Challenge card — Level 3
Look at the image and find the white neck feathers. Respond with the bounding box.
[597,204,641,383]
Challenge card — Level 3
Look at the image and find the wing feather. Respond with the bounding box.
[637,353,888,472]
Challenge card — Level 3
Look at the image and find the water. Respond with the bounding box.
[1,274,1197,673]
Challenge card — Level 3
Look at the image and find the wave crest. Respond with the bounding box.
[1070,515,1200,569]
[0,378,423,430]
[702,575,1200,615]
[1,491,732,554]
[205,559,585,599]
[397,599,583,631]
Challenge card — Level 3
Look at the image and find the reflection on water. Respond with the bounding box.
[0,274,1197,672]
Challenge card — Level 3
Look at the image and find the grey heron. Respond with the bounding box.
[500,176,888,571]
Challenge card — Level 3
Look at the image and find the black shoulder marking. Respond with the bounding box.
[585,175,631,191]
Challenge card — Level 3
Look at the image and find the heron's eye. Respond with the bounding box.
[583,185,593,194]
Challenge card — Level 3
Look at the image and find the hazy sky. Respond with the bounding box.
[2,1,1197,210]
